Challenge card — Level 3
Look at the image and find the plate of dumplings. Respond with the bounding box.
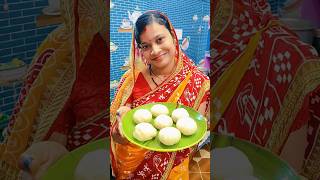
[121,102,207,152]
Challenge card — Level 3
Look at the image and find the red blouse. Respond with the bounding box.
[126,73,152,104]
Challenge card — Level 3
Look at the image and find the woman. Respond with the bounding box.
[110,11,210,179]
[213,0,320,179]
[0,0,108,179]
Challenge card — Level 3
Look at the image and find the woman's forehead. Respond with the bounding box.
[140,23,171,43]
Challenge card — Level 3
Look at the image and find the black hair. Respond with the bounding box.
[134,11,172,47]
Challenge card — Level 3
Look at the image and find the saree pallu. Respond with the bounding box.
[213,0,320,179]
[110,53,210,179]
[0,0,107,179]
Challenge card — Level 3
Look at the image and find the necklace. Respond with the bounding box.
[149,65,171,87]
[149,65,159,86]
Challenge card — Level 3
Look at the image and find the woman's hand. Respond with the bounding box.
[111,106,131,144]
[18,141,68,180]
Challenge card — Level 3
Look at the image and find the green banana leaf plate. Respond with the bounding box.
[42,138,108,180]
[212,133,300,180]
[121,102,207,152]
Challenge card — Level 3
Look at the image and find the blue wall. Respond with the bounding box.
[0,0,58,116]
[110,0,210,100]
[268,0,287,14]
[0,0,58,64]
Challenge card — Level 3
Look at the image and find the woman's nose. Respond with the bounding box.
[150,45,161,55]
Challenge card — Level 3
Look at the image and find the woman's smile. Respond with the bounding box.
[152,52,168,61]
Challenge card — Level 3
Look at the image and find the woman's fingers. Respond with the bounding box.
[117,106,131,120]
[111,106,132,144]
[34,160,53,180]
[111,120,129,144]
[18,141,68,179]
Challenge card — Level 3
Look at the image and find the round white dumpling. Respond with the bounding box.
[171,108,189,122]
[213,147,254,179]
[133,109,152,124]
[133,122,157,141]
[154,114,173,129]
[158,127,181,146]
[176,117,197,135]
[150,104,169,117]
[74,149,108,180]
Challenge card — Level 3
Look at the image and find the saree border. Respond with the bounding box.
[266,60,320,153]
[193,79,210,110]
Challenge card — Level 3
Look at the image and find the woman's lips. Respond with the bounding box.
[152,52,167,61]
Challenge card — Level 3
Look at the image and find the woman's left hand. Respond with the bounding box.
[111,106,131,144]
[18,141,68,180]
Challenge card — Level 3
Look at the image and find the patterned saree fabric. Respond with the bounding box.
[213,0,320,179]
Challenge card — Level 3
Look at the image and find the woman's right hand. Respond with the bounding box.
[111,106,131,144]
[18,141,68,180]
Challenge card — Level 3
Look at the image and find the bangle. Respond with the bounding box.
[19,154,33,173]
[116,109,121,117]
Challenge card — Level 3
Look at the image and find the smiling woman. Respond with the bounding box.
[110,11,210,179]
[135,12,178,88]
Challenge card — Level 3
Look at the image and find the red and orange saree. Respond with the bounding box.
[213,0,320,179]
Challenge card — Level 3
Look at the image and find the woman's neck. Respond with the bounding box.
[151,61,176,76]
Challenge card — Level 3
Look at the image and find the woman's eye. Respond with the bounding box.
[141,45,149,50]
[156,38,163,43]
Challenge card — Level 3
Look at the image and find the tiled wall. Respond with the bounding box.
[0,0,58,116]
[268,0,287,14]
[0,0,57,64]
[110,0,210,101]
[0,81,22,116]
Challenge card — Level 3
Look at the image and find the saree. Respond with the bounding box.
[213,0,320,179]
[0,0,107,179]
[110,11,210,180]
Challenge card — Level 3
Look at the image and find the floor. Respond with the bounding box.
[189,143,211,180]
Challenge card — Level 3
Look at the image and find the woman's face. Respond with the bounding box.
[139,22,176,72]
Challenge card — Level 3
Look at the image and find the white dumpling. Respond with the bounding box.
[133,109,152,124]
[176,117,197,135]
[158,127,181,146]
[150,104,169,117]
[154,114,173,129]
[171,108,189,122]
[133,122,157,141]
[74,149,108,180]
[213,147,254,179]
